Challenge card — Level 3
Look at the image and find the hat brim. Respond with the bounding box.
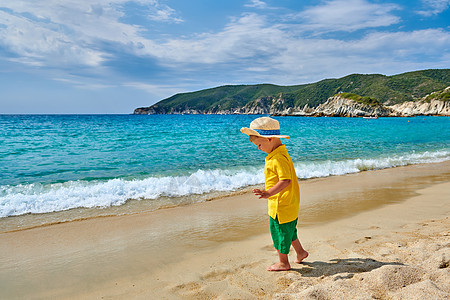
[240,127,290,139]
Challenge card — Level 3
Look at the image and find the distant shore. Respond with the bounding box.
[133,69,450,117]
[1,161,449,299]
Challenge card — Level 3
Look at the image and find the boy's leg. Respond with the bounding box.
[269,217,298,271]
[267,250,290,271]
[291,238,309,263]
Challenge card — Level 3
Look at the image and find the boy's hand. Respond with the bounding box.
[253,189,271,199]
[253,180,291,199]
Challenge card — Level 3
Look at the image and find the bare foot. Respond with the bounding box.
[267,262,291,271]
[295,251,309,264]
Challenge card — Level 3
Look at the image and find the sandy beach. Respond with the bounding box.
[1,161,449,299]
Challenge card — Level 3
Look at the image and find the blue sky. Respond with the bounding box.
[0,0,449,114]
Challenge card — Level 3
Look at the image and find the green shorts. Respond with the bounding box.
[270,216,298,255]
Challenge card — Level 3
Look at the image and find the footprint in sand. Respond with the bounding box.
[355,236,373,244]
[201,270,229,282]
[172,282,201,293]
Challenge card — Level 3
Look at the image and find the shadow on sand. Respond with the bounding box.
[291,258,403,279]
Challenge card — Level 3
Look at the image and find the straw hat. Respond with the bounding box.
[241,117,290,139]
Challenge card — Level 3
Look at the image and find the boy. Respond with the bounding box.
[241,117,308,271]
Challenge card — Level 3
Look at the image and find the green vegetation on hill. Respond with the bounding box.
[424,87,450,102]
[338,92,381,107]
[135,69,450,114]
[149,84,301,113]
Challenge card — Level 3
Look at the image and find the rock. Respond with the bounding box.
[310,96,392,117]
[388,99,450,116]
[274,92,449,117]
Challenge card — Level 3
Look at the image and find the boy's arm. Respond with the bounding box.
[253,179,291,199]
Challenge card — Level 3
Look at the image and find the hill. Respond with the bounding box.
[133,69,450,115]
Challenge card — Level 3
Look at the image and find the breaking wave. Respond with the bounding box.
[1,150,449,218]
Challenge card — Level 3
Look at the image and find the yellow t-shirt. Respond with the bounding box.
[265,145,300,224]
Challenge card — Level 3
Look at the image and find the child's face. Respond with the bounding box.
[250,136,273,154]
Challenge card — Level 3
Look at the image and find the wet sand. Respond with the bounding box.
[0,161,449,299]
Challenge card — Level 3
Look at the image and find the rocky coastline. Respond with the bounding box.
[273,95,450,117]
[134,87,450,117]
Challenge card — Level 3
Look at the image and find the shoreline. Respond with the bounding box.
[1,161,449,299]
[2,159,449,233]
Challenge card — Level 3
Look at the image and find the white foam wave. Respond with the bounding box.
[1,150,449,218]
[295,150,450,179]
[0,168,265,218]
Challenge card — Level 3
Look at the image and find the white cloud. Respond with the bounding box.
[147,9,449,83]
[147,3,183,23]
[0,9,109,67]
[245,0,267,9]
[417,0,450,16]
[296,0,401,33]
[126,10,449,85]
[0,0,449,93]
[265,28,450,84]
[53,76,114,90]
[353,29,450,54]
[0,1,178,67]
[144,13,285,64]
[138,11,447,66]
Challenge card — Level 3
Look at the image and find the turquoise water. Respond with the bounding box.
[1,114,449,218]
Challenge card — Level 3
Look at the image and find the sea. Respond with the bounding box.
[1,114,449,230]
